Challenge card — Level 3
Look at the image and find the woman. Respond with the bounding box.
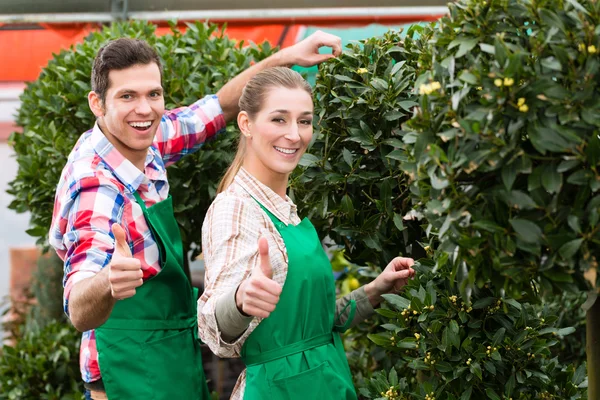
[198,67,415,400]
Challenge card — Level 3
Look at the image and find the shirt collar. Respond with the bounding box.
[235,167,297,226]
[90,123,166,193]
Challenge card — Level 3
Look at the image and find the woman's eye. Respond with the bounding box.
[272,118,285,123]
[150,92,161,98]
[121,94,131,100]
[300,120,313,125]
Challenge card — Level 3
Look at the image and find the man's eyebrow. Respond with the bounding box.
[116,87,163,94]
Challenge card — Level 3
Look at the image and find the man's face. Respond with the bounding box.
[90,63,164,166]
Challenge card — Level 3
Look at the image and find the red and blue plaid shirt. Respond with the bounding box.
[49,95,226,383]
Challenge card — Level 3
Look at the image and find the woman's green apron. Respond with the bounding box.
[95,192,210,399]
[241,202,358,399]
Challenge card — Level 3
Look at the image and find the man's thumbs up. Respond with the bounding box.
[108,224,143,300]
[235,236,282,319]
[112,223,133,258]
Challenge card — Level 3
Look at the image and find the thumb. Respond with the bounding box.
[111,223,132,258]
[257,236,273,279]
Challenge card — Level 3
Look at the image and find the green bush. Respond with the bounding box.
[291,29,425,266]
[0,320,83,400]
[297,0,593,396]
[29,251,68,327]
[359,262,587,399]
[403,0,600,299]
[7,20,275,263]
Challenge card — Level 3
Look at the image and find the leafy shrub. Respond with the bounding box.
[0,320,83,400]
[402,0,600,298]
[300,0,593,395]
[359,262,587,399]
[290,28,427,266]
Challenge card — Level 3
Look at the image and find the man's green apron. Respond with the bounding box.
[241,202,358,399]
[95,192,210,399]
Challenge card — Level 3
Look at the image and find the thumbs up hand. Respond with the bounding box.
[108,224,143,300]
[235,237,282,319]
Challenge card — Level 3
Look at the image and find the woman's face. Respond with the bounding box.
[240,86,314,181]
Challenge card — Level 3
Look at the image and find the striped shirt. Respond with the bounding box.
[198,167,375,400]
[49,95,225,383]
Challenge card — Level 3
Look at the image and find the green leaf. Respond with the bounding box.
[371,78,389,91]
[559,238,584,259]
[455,38,479,58]
[398,100,418,111]
[542,164,562,193]
[479,43,495,54]
[485,388,501,400]
[502,162,517,191]
[298,153,320,167]
[541,57,562,71]
[450,320,459,334]
[367,333,391,347]
[557,327,576,336]
[472,297,495,309]
[472,220,504,233]
[393,213,405,232]
[470,362,483,380]
[342,148,354,167]
[381,294,411,311]
[566,0,590,15]
[334,74,356,82]
[340,194,355,219]
[492,327,506,346]
[388,368,398,386]
[460,387,473,400]
[459,71,478,85]
[505,373,516,396]
[510,219,543,244]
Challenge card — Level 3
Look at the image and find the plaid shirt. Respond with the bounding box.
[49,95,225,383]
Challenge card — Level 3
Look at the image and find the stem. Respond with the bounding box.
[587,298,600,400]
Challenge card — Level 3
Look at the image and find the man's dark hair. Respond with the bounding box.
[91,38,163,103]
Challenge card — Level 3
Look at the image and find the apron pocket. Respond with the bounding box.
[141,329,205,400]
[268,361,330,399]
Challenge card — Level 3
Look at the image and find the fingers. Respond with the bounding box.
[111,223,132,258]
[389,257,415,271]
[109,254,143,300]
[313,30,342,56]
[109,266,143,300]
[257,236,273,279]
[248,277,282,298]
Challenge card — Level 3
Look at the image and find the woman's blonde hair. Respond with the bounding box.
[217,67,313,193]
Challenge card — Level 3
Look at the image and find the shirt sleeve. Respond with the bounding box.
[197,194,287,358]
[154,95,226,168]
[335,286,375,330]
[53,174,130,318]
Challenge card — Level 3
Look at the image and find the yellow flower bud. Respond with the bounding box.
[494,79,503,87]
[503,77,514,86]
[588,45,597,54]
[357,68,369,74]
[517,97,526,106]
[519,104,529,112]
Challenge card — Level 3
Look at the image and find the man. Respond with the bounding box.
[49,31,341,400]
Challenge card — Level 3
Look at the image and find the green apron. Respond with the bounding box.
[95,192,210,400]
[241,202,358,400]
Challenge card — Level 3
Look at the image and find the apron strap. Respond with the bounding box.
[99,315,196,331]
[242,332,334,367]
[132,191,148,211]
[333,299,356,333]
